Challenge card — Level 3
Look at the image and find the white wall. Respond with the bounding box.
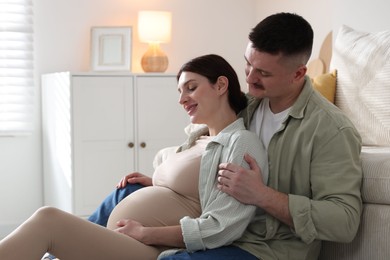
[255,0,333,62]
[0,135,42,237]
[332,0,390,36]
[34,0,258,83]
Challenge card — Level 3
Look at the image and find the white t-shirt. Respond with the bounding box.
[249,98,291,149]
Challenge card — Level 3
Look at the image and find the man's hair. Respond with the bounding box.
[249,12,314,64]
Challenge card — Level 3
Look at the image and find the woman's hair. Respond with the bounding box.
[177,54,247,114]
[249,12,313,64]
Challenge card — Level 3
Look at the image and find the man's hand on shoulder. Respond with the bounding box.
[218,154,265,206]
[218,154,294,227]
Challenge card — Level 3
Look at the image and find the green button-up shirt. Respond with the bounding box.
[234,76,363,260]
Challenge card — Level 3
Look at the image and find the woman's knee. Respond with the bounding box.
[33,206,63,224]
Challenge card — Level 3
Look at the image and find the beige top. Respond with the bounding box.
[153,136,211,201]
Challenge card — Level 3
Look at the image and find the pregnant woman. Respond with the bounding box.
[0,54,268,260]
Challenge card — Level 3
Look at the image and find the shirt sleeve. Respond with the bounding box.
[289,126,363,244]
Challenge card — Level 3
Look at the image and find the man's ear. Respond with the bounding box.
[216,76,229,95]
[293,65,307,82]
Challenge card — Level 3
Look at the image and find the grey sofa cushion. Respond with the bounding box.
[319,204,390,260]
[361,146,390,204]
[319,146,390,259]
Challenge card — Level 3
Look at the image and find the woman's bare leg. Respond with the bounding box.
[0,206,161,260]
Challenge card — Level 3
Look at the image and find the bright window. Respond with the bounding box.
[0,0,34,135]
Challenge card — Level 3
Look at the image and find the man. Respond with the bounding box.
[76,12,363,260]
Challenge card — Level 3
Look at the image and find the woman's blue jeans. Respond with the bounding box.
[159,246,258,260]
[88,183,145,226]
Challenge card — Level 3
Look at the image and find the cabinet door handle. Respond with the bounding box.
[128,142,134,148]
[140,142,146,148]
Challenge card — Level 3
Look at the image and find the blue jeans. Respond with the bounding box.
[159,246,258,260]
[88,183,145,226]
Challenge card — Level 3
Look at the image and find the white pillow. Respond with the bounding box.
[331,25,390,146]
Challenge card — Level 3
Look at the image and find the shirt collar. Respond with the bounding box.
[211,118,246,147]
[288,75,314,120]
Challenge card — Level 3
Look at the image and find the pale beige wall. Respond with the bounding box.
[332,0,390,35]
[34,0,257,83]
[255,0,333,62]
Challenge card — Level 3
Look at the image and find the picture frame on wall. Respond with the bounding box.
[90,26,132,71]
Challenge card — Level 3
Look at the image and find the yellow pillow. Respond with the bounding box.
[311,69,337,103]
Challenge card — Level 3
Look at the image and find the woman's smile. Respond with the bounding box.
[185,103,198,116]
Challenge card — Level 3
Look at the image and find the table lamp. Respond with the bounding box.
[138,11,172,72]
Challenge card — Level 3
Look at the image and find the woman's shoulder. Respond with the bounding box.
[225,119,258,140]
[232,129,261,143]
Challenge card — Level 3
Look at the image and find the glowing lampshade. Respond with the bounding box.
[138,11,172,72]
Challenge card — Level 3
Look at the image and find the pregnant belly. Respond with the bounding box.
[107,186,201,230]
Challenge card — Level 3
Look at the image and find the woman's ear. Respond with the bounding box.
[216,76,229,95]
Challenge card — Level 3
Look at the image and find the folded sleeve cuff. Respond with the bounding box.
[180,216,205,252]
[289,194,318,244]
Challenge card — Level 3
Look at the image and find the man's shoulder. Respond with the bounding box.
[307,93,358,131]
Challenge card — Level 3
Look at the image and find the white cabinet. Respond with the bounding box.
[42,72,189,217]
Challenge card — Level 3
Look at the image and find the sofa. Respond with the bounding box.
[313,25,390,260]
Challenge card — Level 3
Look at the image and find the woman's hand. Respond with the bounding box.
[116,172,152,189]
[114,219,185,247]
[114,219,145,242]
